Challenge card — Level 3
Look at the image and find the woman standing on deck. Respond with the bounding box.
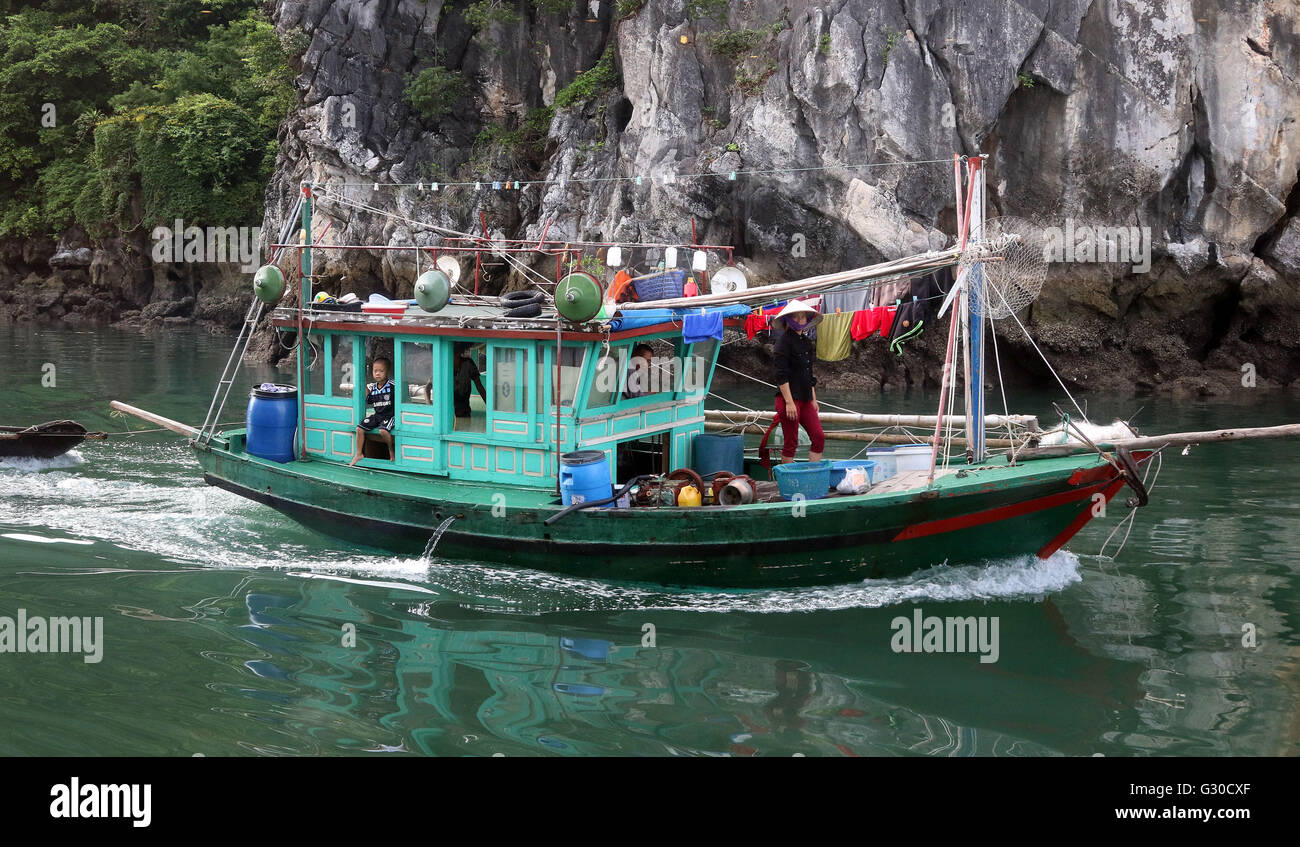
[771,301,825,464]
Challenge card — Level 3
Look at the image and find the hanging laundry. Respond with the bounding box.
[815,311,853,361]
[850,308,881,341]
[746,303,786,338]
[888,296,922,344]
[877,304,899,337]
[907,266,956,323]
[820,286,873,315]
[872,278,911,309]
[890,320,925,356]
[682,311,723,343]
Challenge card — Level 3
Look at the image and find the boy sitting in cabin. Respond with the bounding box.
[349,356,395,466]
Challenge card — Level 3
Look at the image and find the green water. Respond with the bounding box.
[2,325,1298,756]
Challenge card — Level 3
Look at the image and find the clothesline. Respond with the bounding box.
[320,157,957,192]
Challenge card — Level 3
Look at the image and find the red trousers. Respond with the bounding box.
[775,396,825,461]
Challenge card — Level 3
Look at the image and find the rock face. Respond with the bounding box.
[0,223,256,333]
[5,0,1299,396]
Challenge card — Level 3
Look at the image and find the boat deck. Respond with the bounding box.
[207,437,978,511]
[751,468,959,503]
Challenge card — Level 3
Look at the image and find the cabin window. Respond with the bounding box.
[330,335,355,397]
[587,348,622,409]
[679,339,715,398]
[620,341,675,400]
[402,341,433,404]
[305,337,324,395]
[492,346,526,414]
[535,345,584,411]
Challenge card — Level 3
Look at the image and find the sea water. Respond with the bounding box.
[1,325,1298,756]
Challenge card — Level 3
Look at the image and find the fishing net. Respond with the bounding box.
[958,216,1048,319]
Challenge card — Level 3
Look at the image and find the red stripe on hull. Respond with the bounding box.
[891,478,1113,542]
[1036,478,1127,559]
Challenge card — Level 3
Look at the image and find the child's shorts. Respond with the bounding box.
[359,413,393,432]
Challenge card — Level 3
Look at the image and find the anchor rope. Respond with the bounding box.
[1098,449,1163,560]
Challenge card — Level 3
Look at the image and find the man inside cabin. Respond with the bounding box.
[453,342,488,419]
[623,343,655,398]
[349,356,395,466]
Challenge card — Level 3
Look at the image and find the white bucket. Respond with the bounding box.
[893,445,933,473]
[866,449,897,482]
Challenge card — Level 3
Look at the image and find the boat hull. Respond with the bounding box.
[0,421,90,460]
[194,439,1142,587]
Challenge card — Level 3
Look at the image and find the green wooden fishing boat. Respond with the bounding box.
[195,434,1142,587]
[171,161,1171,588]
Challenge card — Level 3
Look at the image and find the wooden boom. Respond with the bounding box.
[109,401,202,438]
[1015,422,1300,460]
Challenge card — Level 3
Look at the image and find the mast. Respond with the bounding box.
[964,157,987,463]
[298,183,312,459]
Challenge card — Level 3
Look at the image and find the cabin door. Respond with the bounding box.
[395,340,443,472]
[488,344,532,442]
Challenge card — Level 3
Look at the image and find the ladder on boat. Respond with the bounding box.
[195,195,304,445]
[195,296,265,445]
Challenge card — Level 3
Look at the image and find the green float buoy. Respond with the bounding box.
[414,269,452,312]
[555,271,602,322]
[252,265,285,305]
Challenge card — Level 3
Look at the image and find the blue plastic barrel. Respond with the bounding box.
[692,432,744,476]
[246,383,298,463]
[559,450,613,507]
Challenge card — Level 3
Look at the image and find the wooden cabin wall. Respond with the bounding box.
[295,329,719,491]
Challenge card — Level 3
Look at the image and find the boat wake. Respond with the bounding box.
[412,550,1085,614]
[0,457,427,582]
[1,449,1083,610]
[0,449,86,473]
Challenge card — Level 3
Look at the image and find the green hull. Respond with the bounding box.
[194,436,1139,587]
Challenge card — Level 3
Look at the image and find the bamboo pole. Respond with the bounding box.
[109,402,201,438]
[704,409,1039,429]
[617,249,961,311]
[1014,423,1300,460]
[703,422,1017,448]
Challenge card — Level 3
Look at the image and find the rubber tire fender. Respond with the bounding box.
[501,289,545,305]
[503,301,543,318]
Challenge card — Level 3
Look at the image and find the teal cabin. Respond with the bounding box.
[276,304,725,489]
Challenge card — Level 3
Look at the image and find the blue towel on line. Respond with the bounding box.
[682,311,724,344]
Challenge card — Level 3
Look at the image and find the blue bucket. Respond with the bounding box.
[246,383,298,463]
[559,450,614,507]
[692,432,744,476]
[773,460,832,501]
[829,460,876,488]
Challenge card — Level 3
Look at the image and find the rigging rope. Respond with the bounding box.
[986,279,1091,423]
[314,191,561,296]
[323,157,958,190]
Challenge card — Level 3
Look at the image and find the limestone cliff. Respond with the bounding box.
[6,0,1300,396]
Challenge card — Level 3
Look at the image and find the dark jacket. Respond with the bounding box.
[772,330,817,402]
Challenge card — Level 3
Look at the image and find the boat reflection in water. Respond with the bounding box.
[221,578,1146,757]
